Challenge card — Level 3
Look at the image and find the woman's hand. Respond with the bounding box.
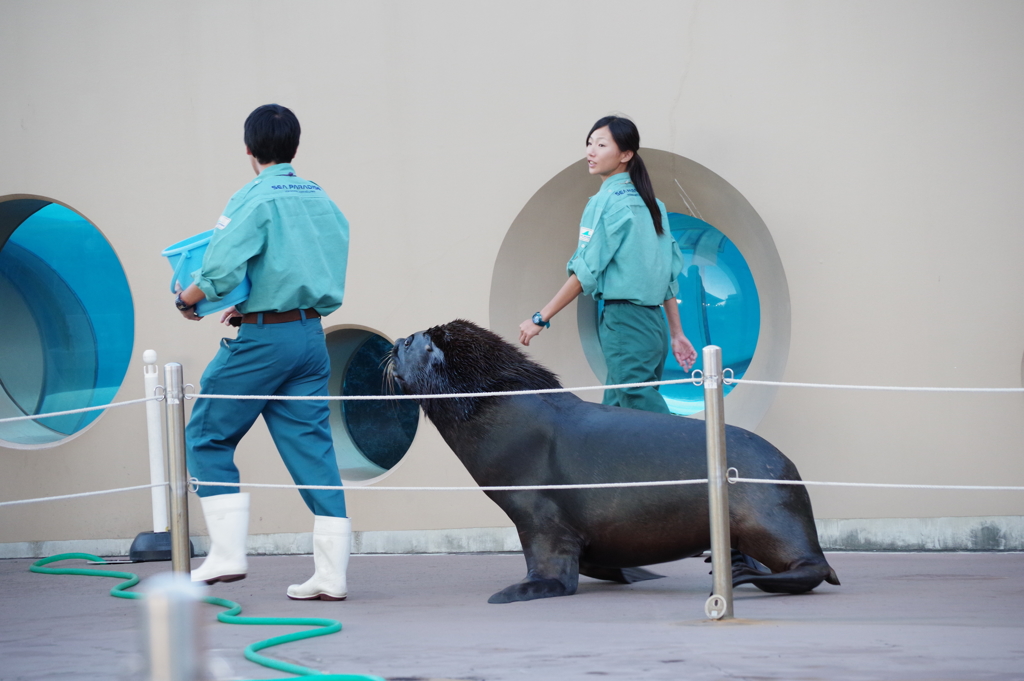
[518,275,584,347]
[671,333,698,372]
[519,319,544,346]
[662,296,697,371]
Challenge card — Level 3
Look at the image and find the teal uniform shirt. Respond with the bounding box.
[192,163,349,315]
[567,172,682,305]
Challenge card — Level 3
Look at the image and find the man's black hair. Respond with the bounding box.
[244,104,300,164]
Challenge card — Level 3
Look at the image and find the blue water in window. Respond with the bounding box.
[660,213,760,415]
[341,334,418,471]
[326,328,418,481]
[0,202,134,445]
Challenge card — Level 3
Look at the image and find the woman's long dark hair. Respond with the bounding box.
[587,116,663,235]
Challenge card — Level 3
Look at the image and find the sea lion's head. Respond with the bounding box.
[388,319,561,425]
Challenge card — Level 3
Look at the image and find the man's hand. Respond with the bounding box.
[220,306,242,325]
[174,283,206,321]
[179,306,203,321]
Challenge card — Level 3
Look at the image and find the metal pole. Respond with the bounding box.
[702,345,734,620]
[145,350,169,533]
[142,572,207,681]
[164,362,191,574]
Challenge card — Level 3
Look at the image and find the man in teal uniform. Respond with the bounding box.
[174,104,351,601]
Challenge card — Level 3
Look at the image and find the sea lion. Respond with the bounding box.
[387,319,840,604]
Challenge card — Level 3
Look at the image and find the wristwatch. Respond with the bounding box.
[175,294,194,312]
[532,312,550,328]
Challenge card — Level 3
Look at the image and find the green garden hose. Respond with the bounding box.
[31,553,385,681]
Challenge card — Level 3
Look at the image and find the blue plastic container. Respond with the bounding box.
[161,230,251,317]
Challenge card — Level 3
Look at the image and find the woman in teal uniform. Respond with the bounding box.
[519,116,697,413]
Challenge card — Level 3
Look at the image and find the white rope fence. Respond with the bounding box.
[187,376,702,401]
[7,472,1022,510]
[0,483,169,508]
[184,373,1024,495]
[0,395,163,424]
[726,377,1024,393]
[4,369,1024,508]
[3,372,1019,427]
[728,477,1024,492]
[189,477,1024,493]
[191,479,710,492]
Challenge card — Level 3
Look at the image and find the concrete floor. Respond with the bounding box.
[1,552,1021,680]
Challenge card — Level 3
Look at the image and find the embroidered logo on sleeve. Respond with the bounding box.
[579,227,593,243]
[215,216,231,230]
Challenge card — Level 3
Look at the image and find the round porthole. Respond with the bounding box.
[0,197,135,448]
[649,212,761,416]
[326,328,418,482]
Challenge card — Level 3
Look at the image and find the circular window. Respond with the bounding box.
[326,328,418,482]
[0,198,135,448]
[658,213,761,415]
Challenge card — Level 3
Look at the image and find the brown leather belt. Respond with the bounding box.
[240,309,321,325]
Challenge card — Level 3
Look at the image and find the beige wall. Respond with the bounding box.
[2,1,1022,545]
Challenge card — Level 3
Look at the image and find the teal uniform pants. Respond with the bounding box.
[599,301,670,414]
[185,313,347,517]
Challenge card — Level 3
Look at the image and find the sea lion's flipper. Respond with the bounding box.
[579,564,664,584]
[731,561,837,595]
[704,549,769,575]
[731,549,769,573]
[488,577,573,604]
[488,543,581,604]
[725,545,840,593]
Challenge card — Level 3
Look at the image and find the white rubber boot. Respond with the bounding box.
[287,516,351,601]
[191,492,249,584]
